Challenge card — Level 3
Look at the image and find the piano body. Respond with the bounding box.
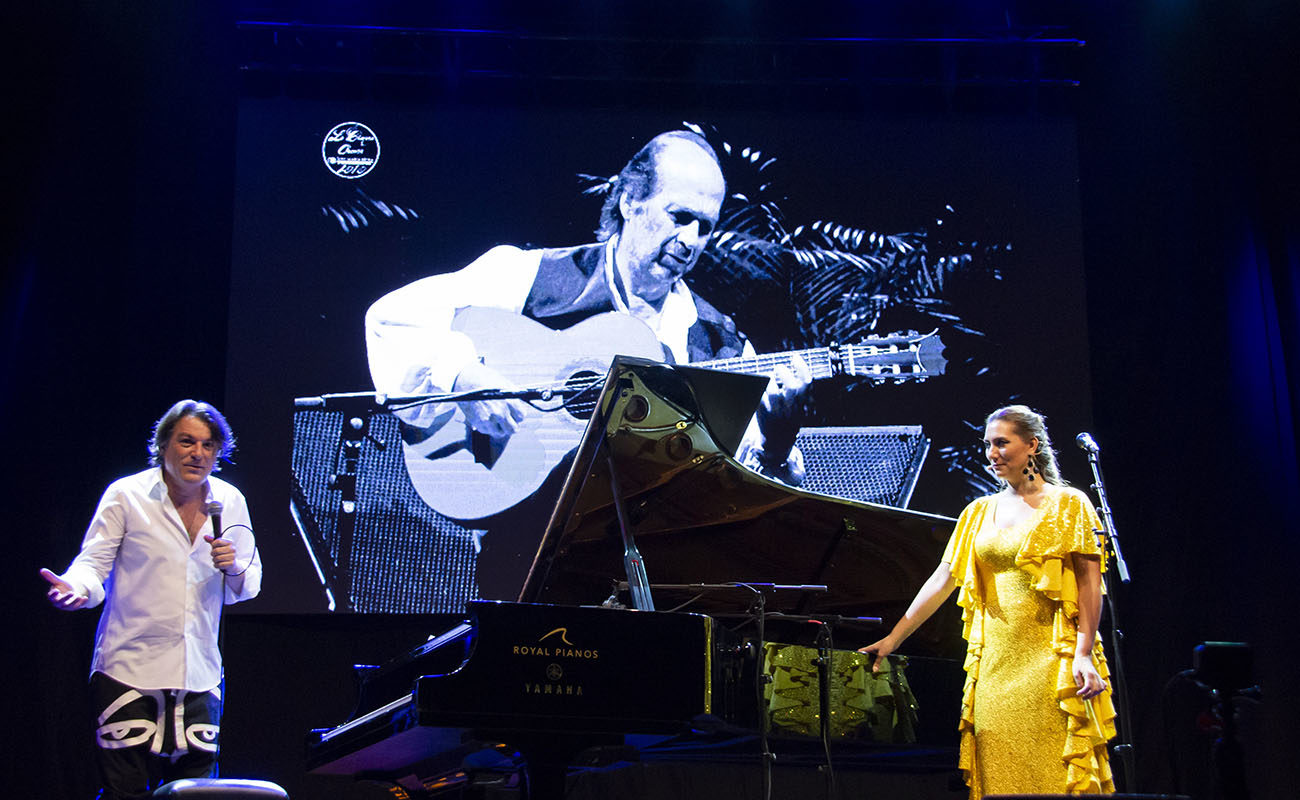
[307,356,962,798]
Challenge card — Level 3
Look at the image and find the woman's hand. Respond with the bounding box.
[1072,653,1107,699]
[858,636,899,673]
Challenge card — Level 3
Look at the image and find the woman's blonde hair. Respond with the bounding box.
[986,404,1064,485]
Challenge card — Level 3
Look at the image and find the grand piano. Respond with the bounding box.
[307,356,963,798]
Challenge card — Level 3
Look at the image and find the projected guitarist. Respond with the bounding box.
[366,130,813,523]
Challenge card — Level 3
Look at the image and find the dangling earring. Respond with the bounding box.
[1023,452,1038,482]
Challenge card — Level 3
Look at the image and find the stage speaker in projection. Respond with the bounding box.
[365,130,814,596]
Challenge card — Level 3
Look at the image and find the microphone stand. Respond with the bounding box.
[1082,438,1130,584]
[811,621,835,800]
[1080,437,1136,791]
[620,581,834,800]
[294,385,589,413]
[736,583,775,800]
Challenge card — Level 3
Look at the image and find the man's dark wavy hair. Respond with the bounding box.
[148,400,236,471]
[595,130,722,242]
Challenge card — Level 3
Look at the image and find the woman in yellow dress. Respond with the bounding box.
[861,405,1117,797]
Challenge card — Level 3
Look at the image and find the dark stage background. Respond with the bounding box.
[7,2,1296,799]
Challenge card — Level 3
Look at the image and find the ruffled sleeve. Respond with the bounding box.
[1015,487,1118,794]
[1016,486,1107,627]
[942,496,993,791]
[942,496,993,648]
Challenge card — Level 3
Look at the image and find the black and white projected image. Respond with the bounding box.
[229,103,1092,613]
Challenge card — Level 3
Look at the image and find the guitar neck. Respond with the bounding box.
[696,334,940,383]
[697,348,838,381]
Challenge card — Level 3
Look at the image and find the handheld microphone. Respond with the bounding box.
[207,501,224,539]
[1075,432,1100,454]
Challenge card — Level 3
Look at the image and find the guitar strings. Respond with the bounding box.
[388,333,935,416]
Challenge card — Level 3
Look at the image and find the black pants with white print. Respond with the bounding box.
[89,672,222,800]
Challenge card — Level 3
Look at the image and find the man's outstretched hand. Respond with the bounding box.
[40,568,87,611]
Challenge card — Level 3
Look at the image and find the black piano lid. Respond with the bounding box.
[518,356,959,655]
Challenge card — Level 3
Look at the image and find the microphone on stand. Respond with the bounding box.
[1075,432,1100,454]
[207,501,224,539]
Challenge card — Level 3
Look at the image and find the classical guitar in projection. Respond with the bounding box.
[395,307,946,520]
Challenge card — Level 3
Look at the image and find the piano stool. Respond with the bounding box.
[151,778,289,798]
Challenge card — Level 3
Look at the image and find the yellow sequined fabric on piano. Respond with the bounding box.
[943,486,1117,798]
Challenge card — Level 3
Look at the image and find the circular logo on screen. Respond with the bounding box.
[321,122,380,179]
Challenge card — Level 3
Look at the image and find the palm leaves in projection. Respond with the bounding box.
[704,121,1005,346]
[321,186,420,233]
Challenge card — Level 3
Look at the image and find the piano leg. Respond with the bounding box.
[509,732,622,800]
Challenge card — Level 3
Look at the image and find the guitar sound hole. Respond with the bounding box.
[563,371,604,420]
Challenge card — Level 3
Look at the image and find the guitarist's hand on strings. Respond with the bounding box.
[756,355,811,466]
[454,361,529,439]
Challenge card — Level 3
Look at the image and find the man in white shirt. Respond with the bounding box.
[40,400,262,799]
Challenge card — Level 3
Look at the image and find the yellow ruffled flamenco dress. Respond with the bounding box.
[943,486,1118,798]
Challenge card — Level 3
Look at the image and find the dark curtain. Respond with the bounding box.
[1078,1,1298,796]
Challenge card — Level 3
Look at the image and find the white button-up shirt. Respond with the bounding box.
[59,467,262,692]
